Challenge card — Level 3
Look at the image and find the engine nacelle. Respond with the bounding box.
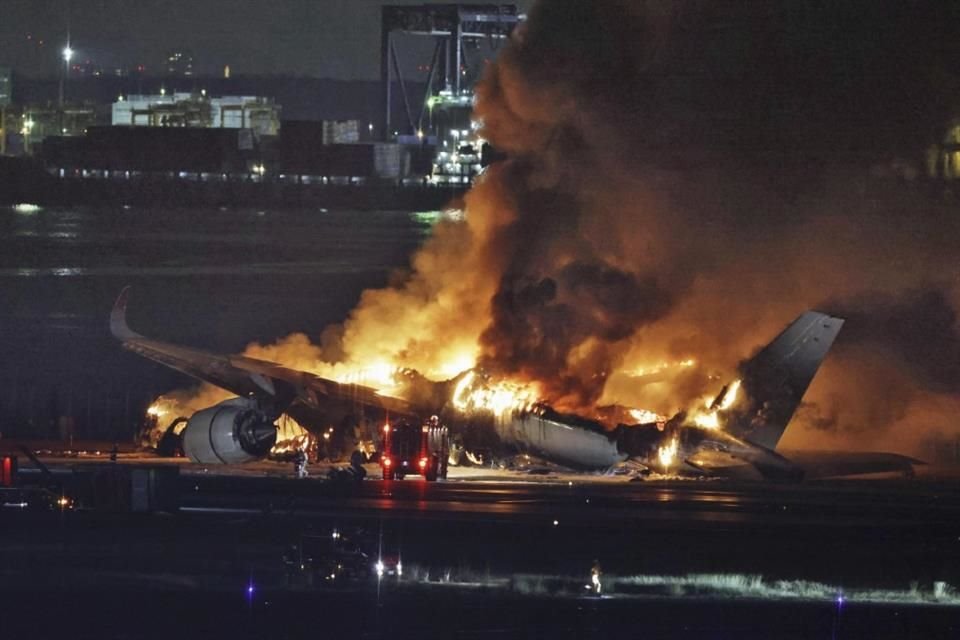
[181,398,278,464]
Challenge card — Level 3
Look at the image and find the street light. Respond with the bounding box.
[58,44,75,109]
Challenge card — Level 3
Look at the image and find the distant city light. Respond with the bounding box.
[62,46,74,63]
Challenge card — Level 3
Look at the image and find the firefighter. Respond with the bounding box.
[294,448,308,478]
[349,448,367,482]
[591,559,602,594]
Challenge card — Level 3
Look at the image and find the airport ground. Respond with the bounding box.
[1,448,959,638]
[3,205,959,637]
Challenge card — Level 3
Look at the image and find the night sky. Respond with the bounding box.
[0,0,532,79]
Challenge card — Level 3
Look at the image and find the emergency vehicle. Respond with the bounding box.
[380,418,449,481]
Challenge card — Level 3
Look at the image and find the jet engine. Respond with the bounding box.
[181,398,278,464]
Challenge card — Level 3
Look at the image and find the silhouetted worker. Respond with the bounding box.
[350,448,365,469]
[349,448,367,482]
[294,449,308,478]
[591,559,602,594]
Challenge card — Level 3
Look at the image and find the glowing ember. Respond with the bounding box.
[628,408,665,424]
[452,370,539,416]
[139,393,204,449]
[658,436,679,468]
[719,379,741,411]
[693,412,720,430]
[690,379,741,430]
[631,359,697,377]
[435,352,478,380]
[341,361,398,388]
[270,414,311,457]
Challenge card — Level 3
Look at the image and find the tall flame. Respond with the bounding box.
[691,379,741,431]
[628,408,665,424]
[658,436,679,469]
[452,370,539,416]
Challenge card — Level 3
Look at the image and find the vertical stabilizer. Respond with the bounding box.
[724,311,844,450]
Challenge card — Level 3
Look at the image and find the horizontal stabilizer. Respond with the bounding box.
[782,450,924,479]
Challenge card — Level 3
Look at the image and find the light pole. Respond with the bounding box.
[59,45,74,107]
[21,115,34,155]
[59,44,74,136]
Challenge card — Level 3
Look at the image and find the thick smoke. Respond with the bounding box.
[238,1,960,457]
[831,289,960,396]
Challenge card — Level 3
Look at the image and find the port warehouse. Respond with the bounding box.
[40,124,436,184]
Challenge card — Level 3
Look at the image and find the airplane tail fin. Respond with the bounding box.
[723,311,844,451]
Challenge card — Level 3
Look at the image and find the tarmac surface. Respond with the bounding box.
[3,453,960,638]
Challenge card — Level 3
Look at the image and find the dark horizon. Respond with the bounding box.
[0,0,533,80]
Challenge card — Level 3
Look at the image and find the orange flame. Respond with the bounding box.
[658,436,679,468]
[691,379,741,430]
[451,370,540,416]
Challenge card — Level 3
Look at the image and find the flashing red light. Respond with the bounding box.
[383,457,392,467]
[1,456,12,487]
[418,458,428,469]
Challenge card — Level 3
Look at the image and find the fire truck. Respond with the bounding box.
[380,418,449,481]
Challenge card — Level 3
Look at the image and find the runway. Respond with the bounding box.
[4,454,960,638]
[13,454,960,584]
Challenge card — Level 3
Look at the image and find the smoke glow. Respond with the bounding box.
[155,2,960,460]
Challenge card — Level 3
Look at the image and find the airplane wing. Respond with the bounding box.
[110,287,413,417]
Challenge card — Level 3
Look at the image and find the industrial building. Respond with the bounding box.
[112,93,280,137]
[19,105,98,154]
[0,4,523,192]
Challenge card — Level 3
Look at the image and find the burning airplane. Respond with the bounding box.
[113,289,919,479]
